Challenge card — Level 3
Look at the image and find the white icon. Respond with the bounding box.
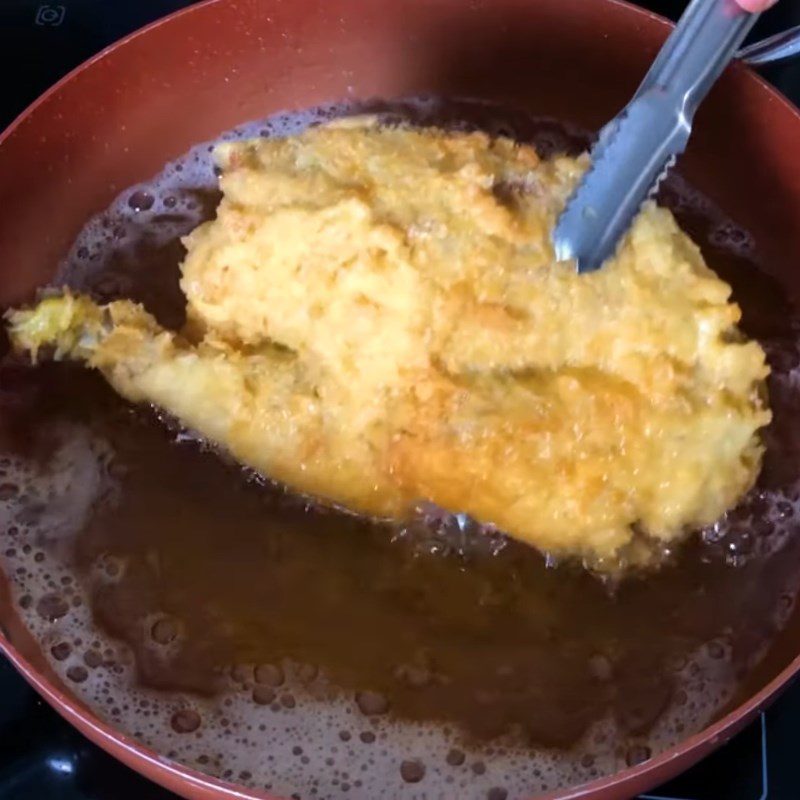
[35,5,66,26]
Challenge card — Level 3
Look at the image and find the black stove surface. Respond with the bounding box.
[1,1,799,799]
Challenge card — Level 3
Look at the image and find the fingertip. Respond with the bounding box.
[735,0,778,12]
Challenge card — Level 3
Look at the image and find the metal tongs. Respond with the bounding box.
[552,0,761,274]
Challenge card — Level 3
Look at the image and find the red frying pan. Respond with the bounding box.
[1,1,800,798]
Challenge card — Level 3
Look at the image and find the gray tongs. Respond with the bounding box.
[552,0,761,274]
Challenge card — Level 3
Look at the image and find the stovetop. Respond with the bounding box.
[1,1,799,798]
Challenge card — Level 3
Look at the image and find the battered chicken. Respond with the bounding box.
[7,119,770,568]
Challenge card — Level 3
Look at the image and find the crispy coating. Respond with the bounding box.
[7,119,771,567]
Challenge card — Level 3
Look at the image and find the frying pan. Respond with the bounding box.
[1,0,799,798]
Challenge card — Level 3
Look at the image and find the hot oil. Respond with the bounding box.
[1,98,800,800]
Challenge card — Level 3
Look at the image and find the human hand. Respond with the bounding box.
[735,0,779,11]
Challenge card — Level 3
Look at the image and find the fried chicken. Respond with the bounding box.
[7,119,771,568]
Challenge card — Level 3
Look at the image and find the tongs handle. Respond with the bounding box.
[738,24,800,66]
[552,0,759,274]
[634,0,758,113]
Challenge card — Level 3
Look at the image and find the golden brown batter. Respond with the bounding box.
[7,119,770,567]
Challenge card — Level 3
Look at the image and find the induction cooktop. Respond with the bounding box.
[0,1,799,798]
